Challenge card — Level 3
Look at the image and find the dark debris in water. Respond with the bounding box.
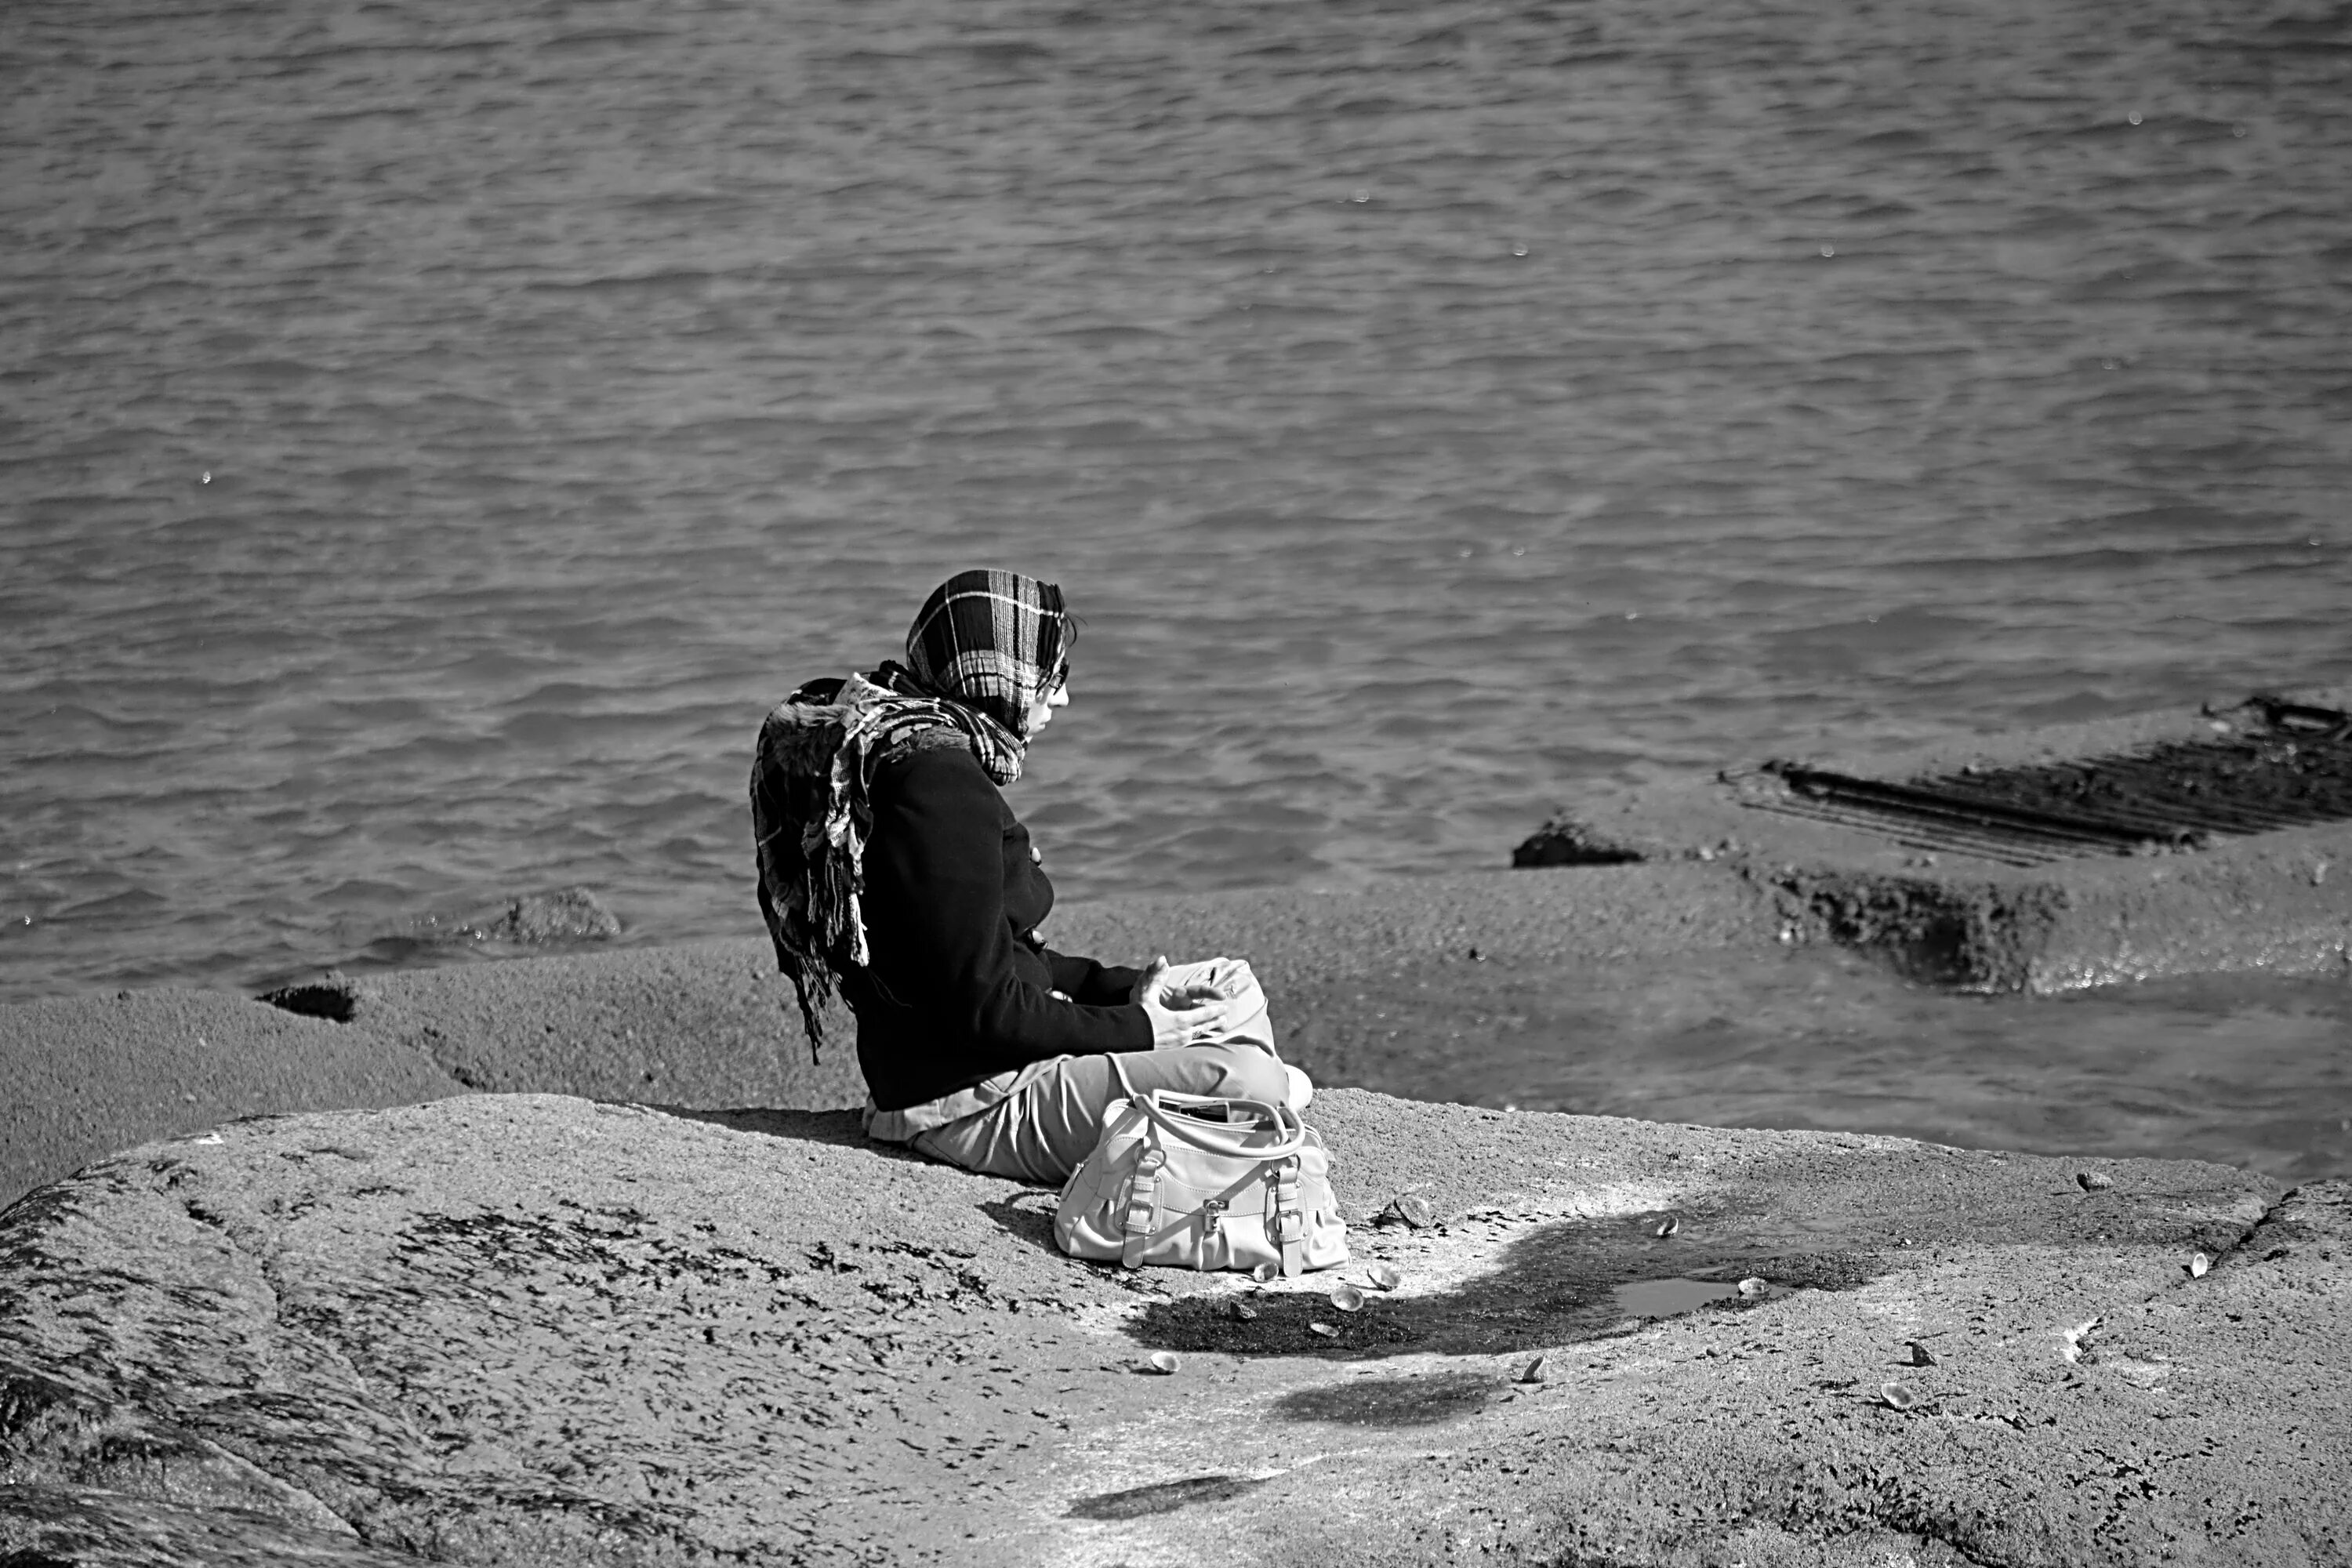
[1760,694,2352,867]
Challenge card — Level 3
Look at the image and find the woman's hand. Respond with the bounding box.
[1132,955,1233,1050]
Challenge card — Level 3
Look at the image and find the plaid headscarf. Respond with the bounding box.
[750,571,1072,1059]
[902,568,1071,742]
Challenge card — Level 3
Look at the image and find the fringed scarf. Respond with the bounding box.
[751,571,1071,1061]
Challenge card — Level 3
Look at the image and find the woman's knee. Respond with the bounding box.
[1205,1047,1290,1107]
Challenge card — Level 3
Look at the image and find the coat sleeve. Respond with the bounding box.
[863,747,1151,1069]
[1046,951,1142,1007]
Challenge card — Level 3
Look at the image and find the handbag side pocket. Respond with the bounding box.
[1054,1098,1149,1261]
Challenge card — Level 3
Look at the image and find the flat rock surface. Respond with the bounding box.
[6,1091,2346,1566]
[0,989,468,1215]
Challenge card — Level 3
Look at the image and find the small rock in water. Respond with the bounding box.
[1367,1263,1403,1290]
[1737,1276,1767,1298]
[1907,1341,1939,1367]
[2076,1171,2114,1192]
[1878,1381,1922,1412]
[1308,1322,1339,1338]
[2188,1251,2212,1279]
[476,887,622,944]
[1142,1351,1180,1375]
[1330,1285,1366,1312]
[1519,1356,1549,1385]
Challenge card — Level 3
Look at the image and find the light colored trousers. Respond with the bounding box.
[913,1043,1292,1185]
[906,958,1288,1185]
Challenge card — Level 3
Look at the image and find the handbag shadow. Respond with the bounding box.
[634,1103,1101,1257]
[644,1105,924,1160]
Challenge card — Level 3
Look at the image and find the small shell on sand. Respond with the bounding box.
[1251,1262,1279,1283]
[1519,1356,1549,1385]
[1654,1215,1679,1238]
[1330,1285,1366,1312]
[1143,1352,1180,1374]
[1879,1381,1921,1411]
[2188,1251,2212,1278]
[1907,1341,1939,1367]
[2076,1171,2114,1191]
[1736,1276,1766,1298]
[1382,1194,1436,1229]
[1308,1322,1339,1338]
[1368,1263,1403,1290]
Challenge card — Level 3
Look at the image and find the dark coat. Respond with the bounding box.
[844,743,1148,1111]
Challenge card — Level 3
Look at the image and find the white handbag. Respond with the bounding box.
[1053,1061,1349,1275]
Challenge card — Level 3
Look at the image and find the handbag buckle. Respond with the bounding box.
[1197,1197,1229,1272]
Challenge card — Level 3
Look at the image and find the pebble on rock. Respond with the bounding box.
[1142,1351,1181,1374]
[2077,1171,2114,1192]
[2189,1251,2212,1279]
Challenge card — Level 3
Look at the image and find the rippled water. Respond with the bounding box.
[5,0,2350,1011]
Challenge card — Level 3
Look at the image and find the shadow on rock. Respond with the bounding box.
[1130,1151,2265,1363]
[658,1107,873,1148]
[1129,1211,1890,1361]
[974,1192,1065,1258]
[1273,1370,1500,1426]
[1066,1473,1265,1520]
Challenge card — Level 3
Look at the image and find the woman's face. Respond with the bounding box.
[1027,678,1071,735]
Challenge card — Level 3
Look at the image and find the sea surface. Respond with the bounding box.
[5,0,2350,1168]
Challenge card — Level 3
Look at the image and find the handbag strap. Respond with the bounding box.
[1110,1058,1308,1160]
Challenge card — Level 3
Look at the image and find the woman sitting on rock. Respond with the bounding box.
[751,568,1305,1183]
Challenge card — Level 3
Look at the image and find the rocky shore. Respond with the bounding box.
[6,695,2351,1564]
